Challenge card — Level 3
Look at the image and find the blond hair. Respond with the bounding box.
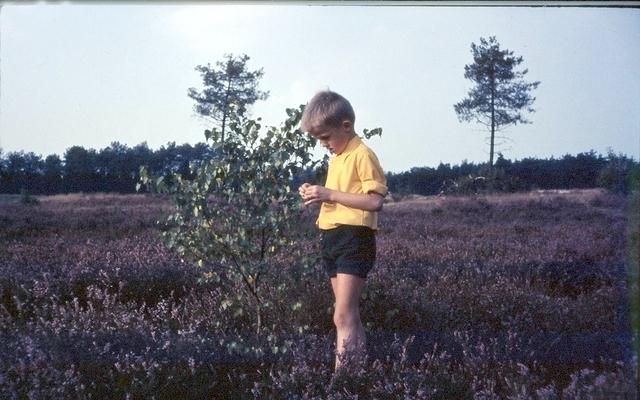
[300,90,355,132]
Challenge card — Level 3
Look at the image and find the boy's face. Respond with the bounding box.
[308,121,355,155]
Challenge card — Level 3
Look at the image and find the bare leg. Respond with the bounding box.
[331,273,367,372]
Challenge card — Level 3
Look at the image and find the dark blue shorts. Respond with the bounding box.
[320,225,376,279]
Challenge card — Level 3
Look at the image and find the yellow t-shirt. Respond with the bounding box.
[317,135,388,230]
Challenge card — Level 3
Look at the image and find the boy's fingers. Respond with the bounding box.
[304,198,320,206]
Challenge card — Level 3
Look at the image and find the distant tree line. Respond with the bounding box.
[387,150,638,196]
[0,141,214,195]
[0,144,636,196]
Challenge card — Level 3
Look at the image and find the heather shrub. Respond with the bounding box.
[561,364,635,399]
[0,189,636,398]
[588,190,626,208]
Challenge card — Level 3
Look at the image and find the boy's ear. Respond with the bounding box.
[341,120,353,131]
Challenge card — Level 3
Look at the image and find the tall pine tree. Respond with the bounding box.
[188,53,269,143]
[454,36,540,169]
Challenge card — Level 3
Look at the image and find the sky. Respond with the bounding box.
[1,3,639,173]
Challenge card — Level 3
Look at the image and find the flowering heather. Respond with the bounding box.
[0,190,636,399]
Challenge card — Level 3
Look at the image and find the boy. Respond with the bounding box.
[298,90,387,373]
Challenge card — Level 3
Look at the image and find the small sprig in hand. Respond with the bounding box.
[299,183,384,212]
[298,183,334,207]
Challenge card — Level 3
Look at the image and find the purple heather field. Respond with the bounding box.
[0,189,637,399]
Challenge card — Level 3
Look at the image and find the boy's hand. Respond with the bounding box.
[298,183,334,206]
[298,183,383,212]
[298,183,311,202]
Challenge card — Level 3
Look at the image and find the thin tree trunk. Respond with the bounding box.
[231,256,263,335]
[490,73,496,172]
[221,77,232,144]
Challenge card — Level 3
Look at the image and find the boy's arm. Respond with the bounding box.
[299,183,384,212]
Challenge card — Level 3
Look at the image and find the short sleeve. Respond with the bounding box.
[356,149,388,197]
